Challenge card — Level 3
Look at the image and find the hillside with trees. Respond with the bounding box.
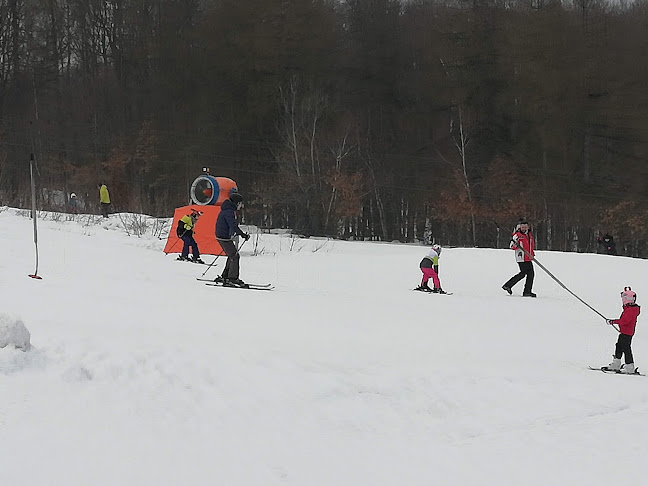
[1,0,647,254]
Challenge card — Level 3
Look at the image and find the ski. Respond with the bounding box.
[205,282,274,291]
[176,257,206,264]
[588,366,644,376]
[412,288,452,295]
[198,277,272,288]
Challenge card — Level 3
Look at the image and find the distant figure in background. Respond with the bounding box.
[605,287,640,374]
[415,244,447,294]
[502,218,536,297]
[98,183,111,218]
[598,232,617,255]
[176,209,204,263]
[215,192,250,287]
[68,193,78,214]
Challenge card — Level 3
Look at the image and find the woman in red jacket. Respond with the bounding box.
[606,287,640,374]
[502,219,536,297]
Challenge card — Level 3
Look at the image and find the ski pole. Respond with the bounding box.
[515,243,620,332]
[230,237,249,258]
[165,227,188,255]
[202,237,236,278]
[200,254,221,277]
[165,235,184,255]
[204,236,249,278]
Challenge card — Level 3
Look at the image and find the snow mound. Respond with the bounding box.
[0,314,31,350]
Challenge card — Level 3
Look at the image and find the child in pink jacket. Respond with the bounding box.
[606,287,640,374]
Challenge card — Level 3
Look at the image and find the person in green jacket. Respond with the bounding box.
[98,183,111,218]
[176,209,204,263]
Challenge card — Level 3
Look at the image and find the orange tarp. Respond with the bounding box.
[163,205,225,256]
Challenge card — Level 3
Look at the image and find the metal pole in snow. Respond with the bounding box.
[28,152,42,279]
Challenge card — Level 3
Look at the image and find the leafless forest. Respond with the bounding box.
[1,0,647,254]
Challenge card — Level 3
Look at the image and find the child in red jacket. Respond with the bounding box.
[502,219,536,297]
[606,287,640,374]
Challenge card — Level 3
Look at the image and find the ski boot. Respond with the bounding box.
[606,357,622,372]
[502,285,512,295]
[621,363,636,374]
[176,255,190,262]
[522,292,537,298]
[223,277,249,289]
[191,256,205,264]
[415,283,432,292]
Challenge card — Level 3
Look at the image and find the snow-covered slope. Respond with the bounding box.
[1,208,647,485]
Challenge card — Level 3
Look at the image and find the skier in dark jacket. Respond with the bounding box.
[598,232,617,255]
[215,192,250,286]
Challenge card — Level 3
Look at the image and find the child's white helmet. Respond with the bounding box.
[432,244,442,255]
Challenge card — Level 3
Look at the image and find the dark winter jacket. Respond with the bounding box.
[611,304,640,336]
[216,199,245,239]
[176,214,196,237]
[598,234,617,255]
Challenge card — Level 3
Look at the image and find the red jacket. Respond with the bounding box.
[511,230,535,262]
[611,304,640,336]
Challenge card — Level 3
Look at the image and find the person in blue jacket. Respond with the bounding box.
[215,192,250,287]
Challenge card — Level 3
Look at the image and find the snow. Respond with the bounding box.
[1,207,647,485]
[0,314,31,350]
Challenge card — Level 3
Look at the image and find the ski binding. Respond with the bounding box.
[588,366,644,376]
[412,287,452,295]
[206,282,273,291]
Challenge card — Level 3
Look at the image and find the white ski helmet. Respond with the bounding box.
[432,244,442,255]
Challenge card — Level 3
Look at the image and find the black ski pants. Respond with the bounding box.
[614,333,634,364]
[503,261,534,294]
[219,239,240,279]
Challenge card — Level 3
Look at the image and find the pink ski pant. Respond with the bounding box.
[420,267,440,289]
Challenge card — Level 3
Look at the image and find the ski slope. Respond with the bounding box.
[1,208,647,485]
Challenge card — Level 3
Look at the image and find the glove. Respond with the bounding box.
[606,319,615,326]
[242,233,250,241]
